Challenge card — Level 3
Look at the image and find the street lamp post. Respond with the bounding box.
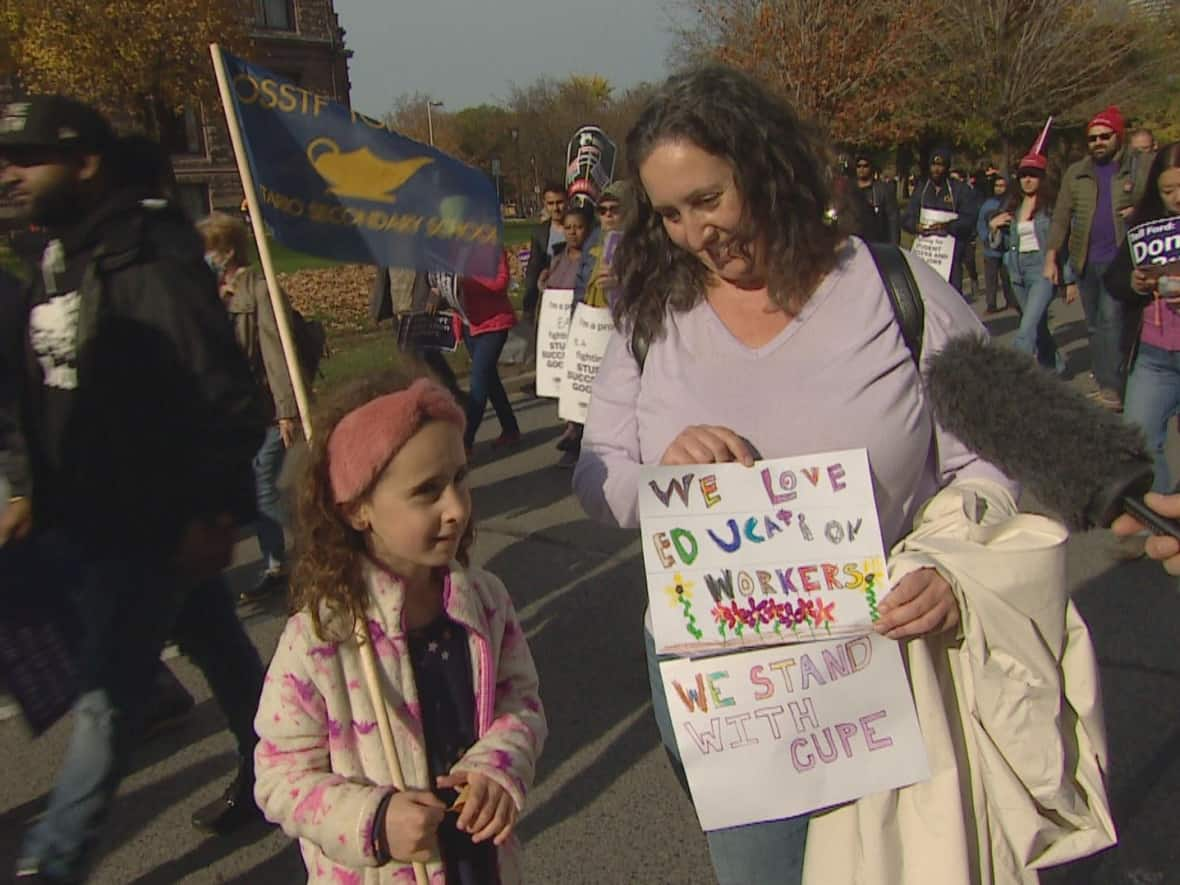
[510,127,523,216]
[426,99,444,146]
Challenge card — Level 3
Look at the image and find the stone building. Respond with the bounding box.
[1,0,351,225]
[171,0,353,219]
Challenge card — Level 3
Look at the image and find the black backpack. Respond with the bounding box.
[631,242,924,370]
[289,308,329,380]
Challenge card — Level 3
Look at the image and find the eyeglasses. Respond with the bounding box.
[598,204,620,216]
[1087,132,1116,143]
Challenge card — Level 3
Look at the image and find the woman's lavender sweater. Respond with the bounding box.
[573,238,1017,549]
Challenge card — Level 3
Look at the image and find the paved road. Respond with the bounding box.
[2,287,1179,885]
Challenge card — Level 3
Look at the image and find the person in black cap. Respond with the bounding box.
[901,145,979,294]
[0,95,269,882]
[849,153,900,244]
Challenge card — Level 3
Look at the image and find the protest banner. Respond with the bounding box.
[639,450,889,656]
[913,208,959,281]
[536,289,574,398]
[558,304,614,422]
[1127,217,1180,278]
[659,631,929,830]
[212,47,501,278]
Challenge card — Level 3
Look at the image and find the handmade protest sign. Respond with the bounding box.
[912,208,958,281]
[558,304,614,423]
[536,288,574,398]
[1127,217,1180,278]
[639,450,889,656]
[660,631,929,830]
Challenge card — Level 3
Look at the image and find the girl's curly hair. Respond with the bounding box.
[290,363,474,642]
[613,65,843,351]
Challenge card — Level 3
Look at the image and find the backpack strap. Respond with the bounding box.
[631,242,925,372]
[866,242,924,366]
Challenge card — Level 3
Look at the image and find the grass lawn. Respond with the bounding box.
[317,329,473,396]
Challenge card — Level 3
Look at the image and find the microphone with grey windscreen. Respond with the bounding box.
[924,335,1180,540]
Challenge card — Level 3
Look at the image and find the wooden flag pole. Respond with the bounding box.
[209,43,315,442]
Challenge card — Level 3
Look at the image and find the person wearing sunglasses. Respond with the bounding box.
[1044,106,1149,412]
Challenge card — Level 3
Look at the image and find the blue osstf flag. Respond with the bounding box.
[215,48,501,276]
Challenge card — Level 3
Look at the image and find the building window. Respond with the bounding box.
[159,104,205,157]
[176,184,210,221]
[256,0,294,30]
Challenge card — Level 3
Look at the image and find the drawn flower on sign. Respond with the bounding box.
[665,573,703,640]
[662,573,695,606]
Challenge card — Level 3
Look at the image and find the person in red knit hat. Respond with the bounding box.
[1044,105,1148,411]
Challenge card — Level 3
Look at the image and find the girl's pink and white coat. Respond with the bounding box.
[254,561,547,884]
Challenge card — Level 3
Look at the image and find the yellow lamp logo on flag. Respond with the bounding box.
[306,137,434,203]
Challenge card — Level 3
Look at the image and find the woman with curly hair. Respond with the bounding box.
[253,368,546,884]
[572,66,1015,883]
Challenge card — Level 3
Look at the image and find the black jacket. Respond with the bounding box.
[851,180,900,245]
[23,194,265,556]
[521,220,564,318]
[0,268,30,497]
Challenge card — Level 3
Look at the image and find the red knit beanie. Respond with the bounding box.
[1087,106,1125,139]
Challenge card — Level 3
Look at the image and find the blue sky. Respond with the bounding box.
[334,0,677,117]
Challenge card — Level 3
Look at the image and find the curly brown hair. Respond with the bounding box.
[290,363,475,642]
[613,65,843,353]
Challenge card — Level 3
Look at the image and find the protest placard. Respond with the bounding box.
[1127,217,1180,278]
[912,208,959,281]
[660,631,929,830]
[558,303,614,423]
[395,310,457,352]
[536,288,573,398]
[639,450,889,656]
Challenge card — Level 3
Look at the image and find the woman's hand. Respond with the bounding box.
[383,789,446,862]
[660,425,756,467]
[1113,492,1180,575]
[988,211,1012,231]
[874,567,959,640]
[1043,257,1061,286]
[1132,269,1156,296]
[436,771,519,846]
[1064,283,1079,304]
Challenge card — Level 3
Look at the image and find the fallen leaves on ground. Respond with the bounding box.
[279,257,528,334]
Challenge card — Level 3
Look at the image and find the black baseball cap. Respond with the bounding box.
[0,96,115,154]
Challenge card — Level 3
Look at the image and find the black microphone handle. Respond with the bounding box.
[1119,495,1180,542]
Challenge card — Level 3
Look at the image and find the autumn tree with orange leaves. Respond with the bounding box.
[2,0,250,133]
[676,0,939,145]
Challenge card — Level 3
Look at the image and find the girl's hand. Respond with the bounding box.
[660,425,756,467]
[1132,269,1156,296]
[383,789,446,863]
[436,771,519,846]
[874,567,959,640]
[1064,283,1079,304]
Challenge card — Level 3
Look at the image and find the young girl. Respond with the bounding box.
[254,370,546,884]
[1108,142,1180,491]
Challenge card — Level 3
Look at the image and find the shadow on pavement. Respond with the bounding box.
[221,841,307,883]
[472,451,578,523]
[1042,555,1180,885]
[480,527,658,844]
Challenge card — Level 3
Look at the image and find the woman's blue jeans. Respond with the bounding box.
[1124,341,1180,492]
[463,329,519,449]
[645,629,808,885]
[1010,250,1064,374]
[253,424,287,571]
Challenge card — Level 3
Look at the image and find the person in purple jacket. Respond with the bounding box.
[572,65,1016,885]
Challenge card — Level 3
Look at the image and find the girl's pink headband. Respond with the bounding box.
[327,378,466,504]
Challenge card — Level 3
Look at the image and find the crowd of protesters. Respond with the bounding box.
[3,69,1180,885]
